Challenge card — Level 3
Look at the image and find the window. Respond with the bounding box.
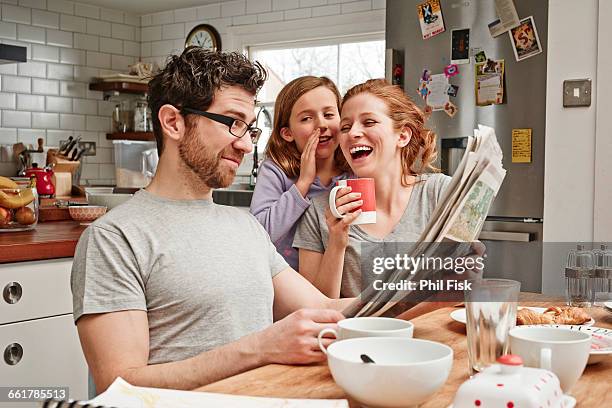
[250,38,386,104]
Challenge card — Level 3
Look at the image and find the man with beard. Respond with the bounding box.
[71,47,353,393]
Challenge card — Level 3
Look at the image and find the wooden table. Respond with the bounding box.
[198,294,612,407]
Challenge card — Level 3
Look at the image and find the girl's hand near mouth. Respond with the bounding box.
[295,128,321,197]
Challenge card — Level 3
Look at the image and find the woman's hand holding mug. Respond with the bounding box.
[328,178,376,226]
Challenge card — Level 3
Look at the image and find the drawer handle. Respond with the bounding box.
[3,281,22,304]
[4,343,23,366]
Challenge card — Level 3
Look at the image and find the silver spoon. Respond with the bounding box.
[360,354,375,364]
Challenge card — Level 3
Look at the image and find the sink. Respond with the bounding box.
[212,188,253,207]
[218,183,253,192]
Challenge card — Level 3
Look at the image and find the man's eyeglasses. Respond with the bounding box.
[182,107,262,144]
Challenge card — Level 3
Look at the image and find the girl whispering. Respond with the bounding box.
[250,76,352,270]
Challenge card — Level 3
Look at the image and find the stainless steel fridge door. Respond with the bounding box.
[386,0,548,218]
[478,220,543,292]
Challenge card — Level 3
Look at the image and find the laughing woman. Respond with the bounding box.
[293,79,452,305]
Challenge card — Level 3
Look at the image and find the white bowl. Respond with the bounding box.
[87,193,133,209]
[326,337,453,408]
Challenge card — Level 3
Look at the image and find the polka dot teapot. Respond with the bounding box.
[452,355,575,408]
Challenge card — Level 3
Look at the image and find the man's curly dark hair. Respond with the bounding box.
[148,46,267,155]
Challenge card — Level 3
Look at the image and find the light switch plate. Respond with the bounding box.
[78,141,96,156]
[563,79,591,107]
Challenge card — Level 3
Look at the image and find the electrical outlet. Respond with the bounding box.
[78,141,96,156]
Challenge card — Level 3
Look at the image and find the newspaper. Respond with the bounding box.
[343,125,506,318]
[42,377,348,408]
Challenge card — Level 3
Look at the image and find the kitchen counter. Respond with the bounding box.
[0,220,87,263]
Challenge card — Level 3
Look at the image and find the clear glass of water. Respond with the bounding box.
[465,279,521,375]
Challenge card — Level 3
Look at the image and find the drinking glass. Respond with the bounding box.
[465,279,520,375]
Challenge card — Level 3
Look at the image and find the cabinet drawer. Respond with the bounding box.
[0,314,88,407]
[0,259,73,325]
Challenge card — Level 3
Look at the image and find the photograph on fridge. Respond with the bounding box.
[475,59,505,106]
[451,28,470,64]
[416,0,445,40]
[509,16,543,61]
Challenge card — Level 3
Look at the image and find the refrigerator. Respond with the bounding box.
[386,0,548,291]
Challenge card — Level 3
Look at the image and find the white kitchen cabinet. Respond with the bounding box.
[0,258,88,407]
[0,259,73,325]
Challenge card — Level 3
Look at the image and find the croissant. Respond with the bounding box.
[544,306,591,325]
[517,308,554,325]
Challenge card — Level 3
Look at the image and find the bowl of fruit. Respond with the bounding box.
[0,176,38,232]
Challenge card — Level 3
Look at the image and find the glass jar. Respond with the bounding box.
[0,178,39,232]
[112,99,133,133]
[134,97,151,132]
[593,244,612,304]
[565,244,595,307]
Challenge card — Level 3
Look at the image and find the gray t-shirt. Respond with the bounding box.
[293,173,451,297]
[71,189,288,364]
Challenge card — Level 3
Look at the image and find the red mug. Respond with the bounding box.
[328,178,376,225]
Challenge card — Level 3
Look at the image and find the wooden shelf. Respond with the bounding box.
[106,132,154,141]
[89,81,149,94]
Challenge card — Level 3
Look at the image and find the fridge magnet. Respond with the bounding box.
[511,128,532,163]
[446,84,459,97]
[509,16,542,62]
[422,69,431,82]
[483,58,502,73]
[426,73,450,111]
[451,28,470,64]
[417,0,445,40]
[444,64,459,78]
[392,63,403,86]
[418,80,431,100]
[475,59,505,106]
[474,50,487,63]
[444,101,458,117]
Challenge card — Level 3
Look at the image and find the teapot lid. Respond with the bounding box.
[497,354,523,366]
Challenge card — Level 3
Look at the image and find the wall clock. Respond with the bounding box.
[185,24,221,51]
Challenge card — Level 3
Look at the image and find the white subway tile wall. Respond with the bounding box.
[1,0,383,184]
[32,10,60,29]
[32,78,59,94]
[141,0,378,67]
[312,5,341,17]
[246,0,272,15]
[46,29,74,47]
[0,1,139,184]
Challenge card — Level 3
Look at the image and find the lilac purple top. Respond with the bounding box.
[249,159,351,270]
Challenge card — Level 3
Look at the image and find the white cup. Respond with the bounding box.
[318,317,413,354]
[509,326,591,393]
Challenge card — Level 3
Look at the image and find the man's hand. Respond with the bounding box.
[255,309,344,365]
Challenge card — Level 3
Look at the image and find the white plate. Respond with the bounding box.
[519,324,612,365]
[604,301,612,312]
[450,307,595,326]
